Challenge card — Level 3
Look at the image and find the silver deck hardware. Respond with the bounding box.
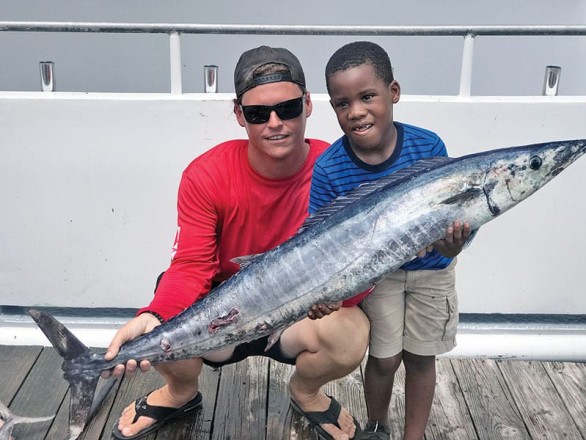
[204,65,218,93]
[39,61,55,92]
[543,65,561,96]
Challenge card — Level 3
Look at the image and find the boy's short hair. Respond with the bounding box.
[325,41,394,92]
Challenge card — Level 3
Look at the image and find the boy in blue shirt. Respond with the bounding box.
[310,41,471,439]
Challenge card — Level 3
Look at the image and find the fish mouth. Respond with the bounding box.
[551,166,565,177]
[552,141,586,174]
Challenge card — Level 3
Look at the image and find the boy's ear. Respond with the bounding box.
[390,80,401,103]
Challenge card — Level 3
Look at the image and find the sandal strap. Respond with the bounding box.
[132,393,186,424]
[300,395,342,427]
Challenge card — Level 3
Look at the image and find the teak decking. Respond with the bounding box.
[1,345,585,439]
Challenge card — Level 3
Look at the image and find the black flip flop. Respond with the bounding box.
[290,395,362,440]
[112,390,202,439]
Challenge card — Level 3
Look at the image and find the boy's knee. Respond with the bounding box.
[368,353,402,375]
[402,351,436,373]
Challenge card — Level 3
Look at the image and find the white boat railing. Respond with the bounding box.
[2,22,586,357]
[2,22,586,95]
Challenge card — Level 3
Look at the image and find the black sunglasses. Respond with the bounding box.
[240,96,304,124]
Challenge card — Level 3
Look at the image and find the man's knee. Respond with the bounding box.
[322,307,370,363]
[155,357,203,382]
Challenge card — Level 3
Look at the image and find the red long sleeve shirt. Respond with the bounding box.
[138,139,368,321]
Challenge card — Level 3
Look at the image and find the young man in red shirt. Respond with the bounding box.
[105,46,369,440]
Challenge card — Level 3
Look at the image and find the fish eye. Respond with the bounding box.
[529,156,542,170]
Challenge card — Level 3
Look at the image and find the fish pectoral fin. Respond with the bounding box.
[230,254,262,268]
[440,187,483,205]
[264,329,285,352]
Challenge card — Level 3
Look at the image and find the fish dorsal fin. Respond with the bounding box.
[231,254,261,268]
[300,157,455,232]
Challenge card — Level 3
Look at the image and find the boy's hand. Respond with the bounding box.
[433,220,471,257]
[101,313,162,379]
[415,220,471,259]
[416,245,434,258]
[307,302,342,319]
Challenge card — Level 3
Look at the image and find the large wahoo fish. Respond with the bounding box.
[31,139,586,439]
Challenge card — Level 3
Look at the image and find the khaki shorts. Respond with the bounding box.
[361,259,458,358]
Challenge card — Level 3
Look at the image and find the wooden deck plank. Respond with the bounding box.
[211,356,269,440]
[10,347,68,439]
[46,389,73,440]
[2,346,585,440]
[266,361,315,440]
[498,360,584,440]
[542,362,586,438]
[0,345,42,403]
[425,359,478,439]
[451,358,530,439]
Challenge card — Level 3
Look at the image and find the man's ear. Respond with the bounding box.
[304,90,313,118]
[234,102,246,127]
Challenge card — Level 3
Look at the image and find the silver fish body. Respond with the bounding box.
[30,139,586,439]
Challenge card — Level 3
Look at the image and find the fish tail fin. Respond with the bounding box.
[67,375,99,440]
[28,309,103,440]
[90,377,119,419]
[28,309,90,360]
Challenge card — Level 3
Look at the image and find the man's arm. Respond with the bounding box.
[138,171,220,321]
[103,169,221,374]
